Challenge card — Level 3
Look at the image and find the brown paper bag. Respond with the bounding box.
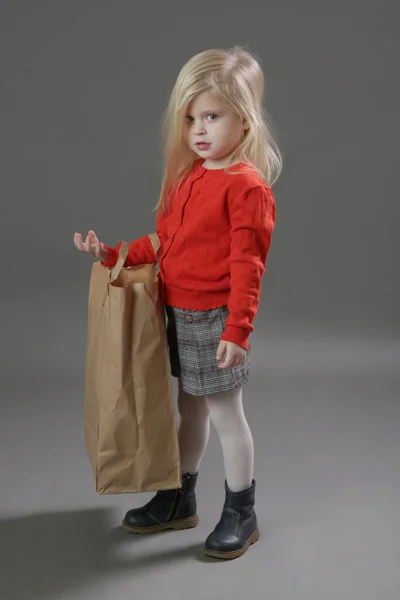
[83,233,181,494]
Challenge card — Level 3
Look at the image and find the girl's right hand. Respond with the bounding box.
[74,230,108,262]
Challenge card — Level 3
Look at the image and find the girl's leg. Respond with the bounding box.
[122,378,208,535]
[206,386,254,492]
[204,386,259,559]
[177,378,210,474]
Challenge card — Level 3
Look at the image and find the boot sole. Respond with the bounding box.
[204,528,260,560]
[122,513,199,535]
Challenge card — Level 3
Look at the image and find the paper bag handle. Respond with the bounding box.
[109,241,130,283]
[148,232,161,258]
[109,233,161,283]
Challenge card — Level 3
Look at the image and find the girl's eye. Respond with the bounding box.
[185,114,218,123]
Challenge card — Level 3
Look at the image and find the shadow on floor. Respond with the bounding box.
[0,509,204,600]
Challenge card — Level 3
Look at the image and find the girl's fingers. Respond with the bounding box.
[87,232,102,257]
[88,230,99,248]
[216,340,227,361]
[75,231,102,256]
[86,232,97,253]
[74,233,85,251]
[230,353,245,369]
[93,238,101,257]
[218,348,234,369]
[232,356,240,368]
[216,340,246,369]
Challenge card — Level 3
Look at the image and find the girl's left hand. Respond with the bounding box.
[216,340,246,369]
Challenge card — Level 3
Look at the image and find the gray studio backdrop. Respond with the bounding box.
[1,0,399,385]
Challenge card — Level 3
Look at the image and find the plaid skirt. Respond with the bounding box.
[165,305,251,396]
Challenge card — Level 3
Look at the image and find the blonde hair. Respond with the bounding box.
[155,46,283,216]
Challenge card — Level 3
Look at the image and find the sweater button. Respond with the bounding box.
[186,315,193,323]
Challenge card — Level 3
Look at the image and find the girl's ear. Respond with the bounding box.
[241,116,250,131]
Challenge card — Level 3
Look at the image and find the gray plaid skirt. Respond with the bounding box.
[165,305,251,396]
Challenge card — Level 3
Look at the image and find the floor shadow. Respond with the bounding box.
[0,509,203,600]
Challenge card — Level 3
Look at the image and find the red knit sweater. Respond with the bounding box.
[101,160,276,350]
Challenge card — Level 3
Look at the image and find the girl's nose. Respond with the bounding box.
[193,120,206,135]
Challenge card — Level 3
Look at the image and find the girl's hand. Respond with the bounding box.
[216,340,247,369]
[74,230,108,262]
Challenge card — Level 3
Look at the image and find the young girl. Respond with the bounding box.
[74,46,282,560]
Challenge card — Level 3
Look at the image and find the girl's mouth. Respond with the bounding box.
[196,142,211,150]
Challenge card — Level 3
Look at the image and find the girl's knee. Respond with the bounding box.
[206,387,245,432]
[178,385,208,419]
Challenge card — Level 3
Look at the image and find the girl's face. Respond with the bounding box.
[185,90,249,169]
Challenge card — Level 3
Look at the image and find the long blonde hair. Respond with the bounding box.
[155,46,283,217]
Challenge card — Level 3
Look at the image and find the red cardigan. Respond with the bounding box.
[102,160,276,350]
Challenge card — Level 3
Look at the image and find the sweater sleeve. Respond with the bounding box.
[100,235,155,268]
[100,210,168,269]
[220,185,276,350]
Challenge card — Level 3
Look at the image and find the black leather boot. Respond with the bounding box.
[204,479,259,559]
[122,472,199,535]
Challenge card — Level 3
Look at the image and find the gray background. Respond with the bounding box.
[1,1,399,599]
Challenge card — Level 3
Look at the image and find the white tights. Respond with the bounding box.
[177,380,254,492]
